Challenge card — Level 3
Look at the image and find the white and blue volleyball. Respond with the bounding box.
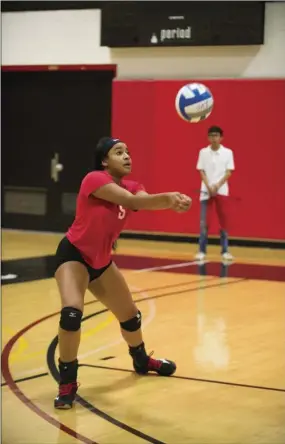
[175,83,214,123]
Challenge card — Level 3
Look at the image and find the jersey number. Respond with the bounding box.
[118,205,126,220]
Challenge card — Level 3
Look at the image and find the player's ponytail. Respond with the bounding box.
[93,137,122,170]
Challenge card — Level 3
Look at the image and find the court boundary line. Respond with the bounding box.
[132,260,210,273]
[79,364,285,394]
[1,372,48,387]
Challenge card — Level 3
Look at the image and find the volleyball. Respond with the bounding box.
[175,83,214,123]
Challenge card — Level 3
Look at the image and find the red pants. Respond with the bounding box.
[201,195,231,231]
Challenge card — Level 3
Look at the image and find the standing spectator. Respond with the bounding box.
[195,126,235,261]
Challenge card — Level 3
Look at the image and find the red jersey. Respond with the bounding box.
[66,170,144,269]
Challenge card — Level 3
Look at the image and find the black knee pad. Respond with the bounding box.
[60,306,82,332]
[120,310,141,332]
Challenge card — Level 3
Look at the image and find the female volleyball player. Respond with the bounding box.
[54,137,192,409]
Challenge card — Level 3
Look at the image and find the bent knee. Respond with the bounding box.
[60,306,83,331]
[120,310,141,332]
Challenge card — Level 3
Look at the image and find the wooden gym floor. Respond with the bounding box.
[2,230,285,444]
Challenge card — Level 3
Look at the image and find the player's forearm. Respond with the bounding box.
[200,171,211,190]
[130,193,171,211]
[217,171,232,189]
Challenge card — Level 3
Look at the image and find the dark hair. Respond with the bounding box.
[93,137,109,170]
[93,137,122,170]
[208,126,223,136]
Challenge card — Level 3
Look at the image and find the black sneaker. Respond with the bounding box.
[54,382,78,409]
[133,352,176,376]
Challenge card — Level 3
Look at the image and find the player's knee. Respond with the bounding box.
[60,306,82,331]
[120,310,141,332]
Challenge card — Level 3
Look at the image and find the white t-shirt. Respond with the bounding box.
[196,145,235,201]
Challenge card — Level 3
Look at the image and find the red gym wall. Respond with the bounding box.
[112,79,285,241]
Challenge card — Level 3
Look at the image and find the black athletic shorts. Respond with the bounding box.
[54,236,112,282]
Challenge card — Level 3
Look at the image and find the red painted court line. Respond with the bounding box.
[1,312,97,444]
